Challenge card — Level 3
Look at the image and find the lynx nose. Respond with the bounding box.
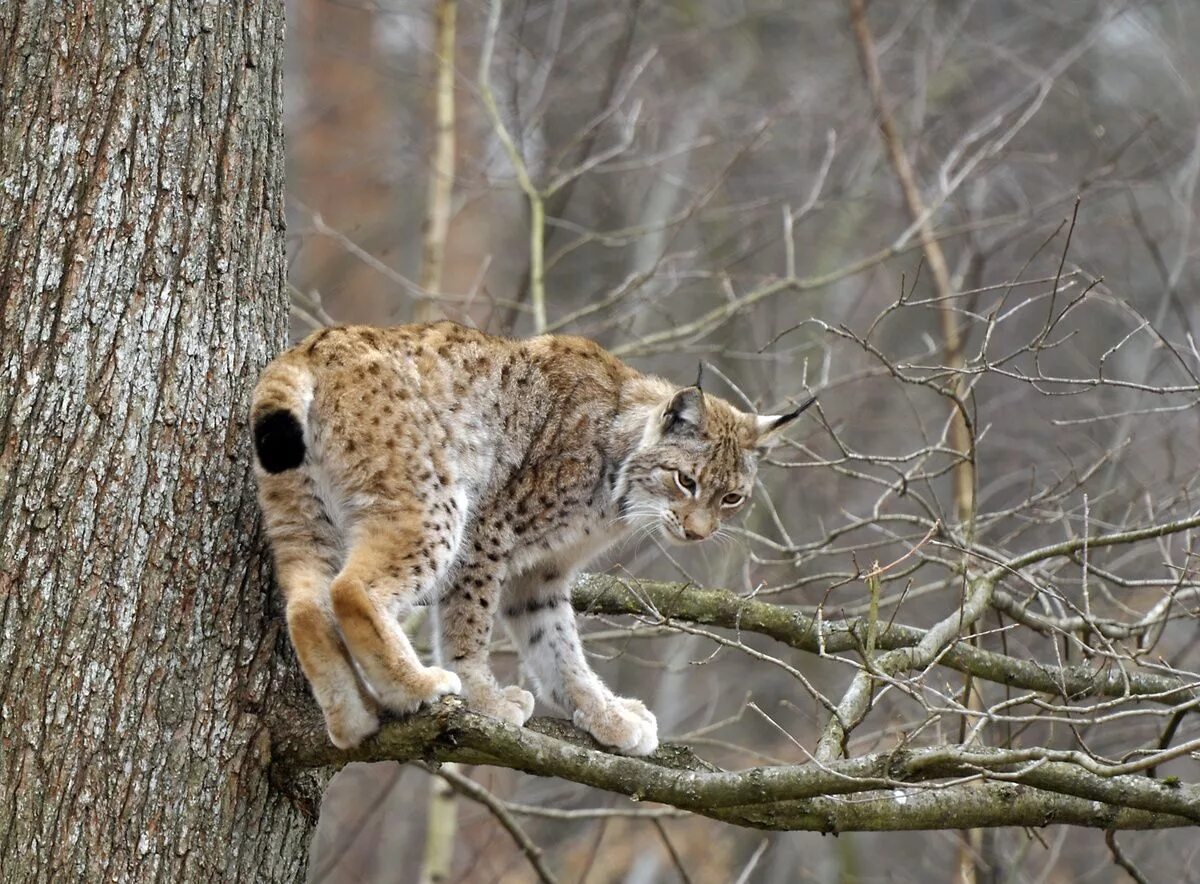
[682,513,714,541]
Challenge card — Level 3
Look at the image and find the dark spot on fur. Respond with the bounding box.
[505,596,562,618]
[305,328,333,353]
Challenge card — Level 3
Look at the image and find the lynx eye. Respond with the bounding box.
[721,492,744,508]
[674,471,698,496]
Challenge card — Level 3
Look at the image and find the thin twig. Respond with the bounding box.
[418,762,560,884]
[479,0,547,332]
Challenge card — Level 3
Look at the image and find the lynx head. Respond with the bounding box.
[618,378,815,544]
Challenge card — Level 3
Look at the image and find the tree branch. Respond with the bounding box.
[269,695,1199,832]
[479,0,547,332]
[847,0,975,530]
[270,563,1200,831]
[417,761,559,884]
[569,575,1198,706]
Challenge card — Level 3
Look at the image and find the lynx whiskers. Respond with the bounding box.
[251,321,812,754]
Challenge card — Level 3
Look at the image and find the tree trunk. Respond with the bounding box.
[0,3,319,880]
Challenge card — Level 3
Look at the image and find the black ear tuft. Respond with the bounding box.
[776,395,817,427]
[662,387,706,434]
[753,396,816,450]
[254,410,306,473]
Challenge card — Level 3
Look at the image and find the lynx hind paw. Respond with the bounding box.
[502,685,536,724]
[574,694,659,757]
[467,684,536,726]
[377,666,462,716]
[325,700,381,750]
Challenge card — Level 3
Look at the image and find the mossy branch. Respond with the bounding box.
[267,563,1200,833]
[568,575,1197,706]
[270,695,1199,832]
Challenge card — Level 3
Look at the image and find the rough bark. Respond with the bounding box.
[0,3,318,881]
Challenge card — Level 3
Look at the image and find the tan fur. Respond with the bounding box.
[251,321,801,752]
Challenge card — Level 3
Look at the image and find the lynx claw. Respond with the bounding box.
[574,694,659,756]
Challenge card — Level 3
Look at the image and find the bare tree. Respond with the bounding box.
[6,1,1200,881]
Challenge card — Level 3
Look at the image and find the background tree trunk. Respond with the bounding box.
[0,3,320,880]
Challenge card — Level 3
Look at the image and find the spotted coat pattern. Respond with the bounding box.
[251,322,805,752]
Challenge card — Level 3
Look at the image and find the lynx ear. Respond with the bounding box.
[752,396,816,451]
[662,386,707,434]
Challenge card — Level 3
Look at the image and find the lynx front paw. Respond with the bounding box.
[465,682,536,726]
[376,666,462,716]
[574,694,659,756]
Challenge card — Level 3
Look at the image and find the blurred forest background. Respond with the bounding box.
[283,1,1200,881]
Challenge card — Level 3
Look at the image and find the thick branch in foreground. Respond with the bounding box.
[270,696,1198,833]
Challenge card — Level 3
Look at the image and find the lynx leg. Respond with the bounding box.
[442,554,534,726]
[330,516,461,715]
[260,470,379,749]
[503,568,658,756]
[282,565,380,749]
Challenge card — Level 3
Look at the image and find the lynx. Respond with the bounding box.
[251,321,812,754]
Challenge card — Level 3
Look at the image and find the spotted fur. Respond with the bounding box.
[251,321,807,752]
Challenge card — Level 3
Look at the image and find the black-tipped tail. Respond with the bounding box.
[254,410,306,473]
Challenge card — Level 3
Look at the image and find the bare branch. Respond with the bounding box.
[479,0,547,332]
[418,762,559,884]
[270,696,1200,831]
